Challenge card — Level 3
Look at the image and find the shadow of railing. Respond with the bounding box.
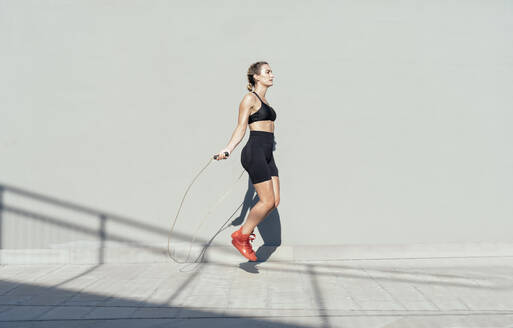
[0,181,510,303]
[0,277,316,327]
[307,263,331,328]
[0,182,259,261]
[0,183,188,246]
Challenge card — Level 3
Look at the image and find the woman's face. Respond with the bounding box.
[255,64,275,87]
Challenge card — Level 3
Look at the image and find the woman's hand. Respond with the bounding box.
[214,148,231,160]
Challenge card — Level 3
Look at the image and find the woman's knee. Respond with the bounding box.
[264,197,279,210]
[254,178,276,210]
[259,197,275,211]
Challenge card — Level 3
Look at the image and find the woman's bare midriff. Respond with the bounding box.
[249,121,274,133]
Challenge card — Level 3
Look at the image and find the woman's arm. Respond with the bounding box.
[215,94,254,160]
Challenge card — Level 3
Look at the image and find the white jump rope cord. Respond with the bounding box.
[167,153,245,265]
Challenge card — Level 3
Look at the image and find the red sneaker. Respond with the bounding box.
[231,227,258,261]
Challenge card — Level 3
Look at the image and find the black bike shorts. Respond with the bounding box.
[240,130,279,184]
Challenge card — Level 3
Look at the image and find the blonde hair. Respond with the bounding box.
[246,61,268,92]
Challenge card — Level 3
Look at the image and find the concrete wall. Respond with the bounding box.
[1,0,512,252]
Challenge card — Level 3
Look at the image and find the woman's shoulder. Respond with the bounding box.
[242,91,258,103]
[239,92,259,114]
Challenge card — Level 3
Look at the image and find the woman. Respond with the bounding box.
[215,61,280,262]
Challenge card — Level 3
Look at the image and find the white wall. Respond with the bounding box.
[0,0,511,250]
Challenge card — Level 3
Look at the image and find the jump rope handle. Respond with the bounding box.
[213,151,230,160]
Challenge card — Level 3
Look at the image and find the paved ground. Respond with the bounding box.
[1,256,513,327]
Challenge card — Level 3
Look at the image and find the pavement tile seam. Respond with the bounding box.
[361,267,409,311]
[1,310,513,324]
[31,265,69,281]
[411,285,442,310]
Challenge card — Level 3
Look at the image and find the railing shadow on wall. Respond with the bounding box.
[0,182,190,261]
[0,180,282,265]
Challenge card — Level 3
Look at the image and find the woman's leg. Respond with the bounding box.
[268,153,280,208]
[241,178,276,234]
[271,176,280,208]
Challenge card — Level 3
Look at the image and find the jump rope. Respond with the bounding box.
[167,151,246,270]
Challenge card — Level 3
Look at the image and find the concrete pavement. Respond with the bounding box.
[0,256,513,327]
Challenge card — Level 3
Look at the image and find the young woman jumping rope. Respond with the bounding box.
[214,61,280,262]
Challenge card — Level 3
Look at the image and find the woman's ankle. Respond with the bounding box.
[241,225,254,235]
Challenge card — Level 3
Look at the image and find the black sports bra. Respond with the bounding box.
[248,91,277,124]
